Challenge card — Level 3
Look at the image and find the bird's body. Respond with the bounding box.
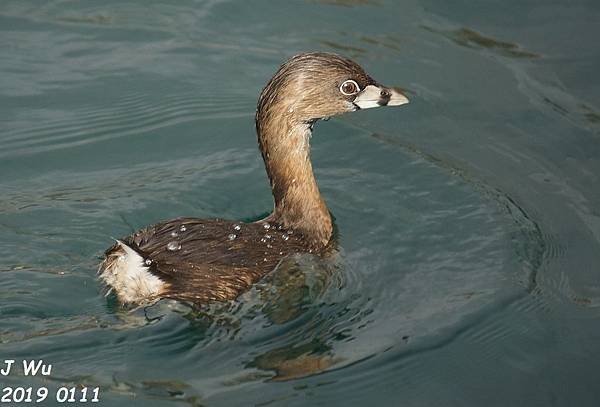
[101,217,323,304]
[99,52,408,305]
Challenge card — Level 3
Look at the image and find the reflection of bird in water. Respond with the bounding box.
[248,338,340,382]
[99,52,408,307]
[257,253,341,324]
[247,254,344,381]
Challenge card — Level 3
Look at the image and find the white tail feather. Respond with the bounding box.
[99,240,165,304]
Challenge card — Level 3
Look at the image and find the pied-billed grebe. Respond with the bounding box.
[99,52,408,305]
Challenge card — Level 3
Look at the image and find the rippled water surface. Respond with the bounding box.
[1,1,600,406]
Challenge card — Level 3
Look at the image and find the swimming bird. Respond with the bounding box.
[99,52,409,305]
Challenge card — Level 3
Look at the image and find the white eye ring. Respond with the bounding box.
[339,79,360,96]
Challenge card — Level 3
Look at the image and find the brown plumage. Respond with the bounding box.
[98,52,409,305]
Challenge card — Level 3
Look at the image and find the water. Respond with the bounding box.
[1,1,599,406]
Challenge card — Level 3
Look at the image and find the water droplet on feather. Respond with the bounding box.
[167,241,181,251]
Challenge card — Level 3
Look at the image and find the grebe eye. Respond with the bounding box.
[340,79,360,96]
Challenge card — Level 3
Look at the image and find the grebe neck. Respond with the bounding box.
[256,114,332,247]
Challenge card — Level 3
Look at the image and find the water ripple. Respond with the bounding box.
[1,92,252,158]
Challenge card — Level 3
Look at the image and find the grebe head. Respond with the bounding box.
[257,52,409,124]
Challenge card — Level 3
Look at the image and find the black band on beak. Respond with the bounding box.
[377,91,391,106]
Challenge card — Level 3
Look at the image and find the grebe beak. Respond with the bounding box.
[352,85,409,110]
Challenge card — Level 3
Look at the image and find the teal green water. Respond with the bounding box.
[1,1,600,406]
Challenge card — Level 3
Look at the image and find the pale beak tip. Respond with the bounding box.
[390,89,409,106]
